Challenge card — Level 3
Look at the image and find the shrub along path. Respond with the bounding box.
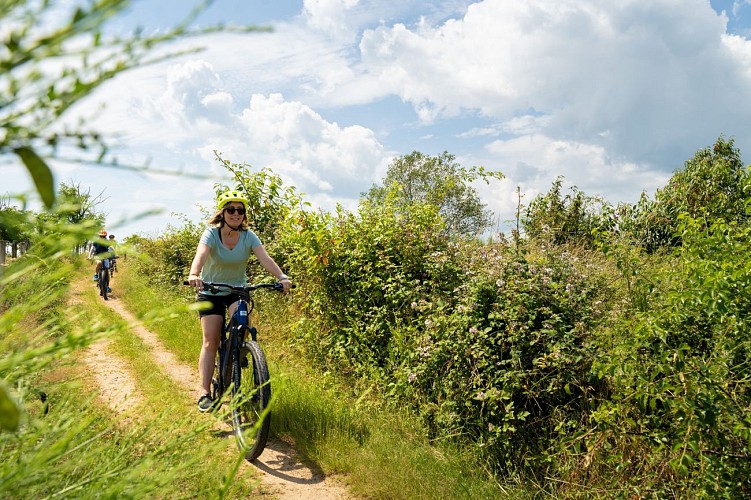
[74,277,351,499]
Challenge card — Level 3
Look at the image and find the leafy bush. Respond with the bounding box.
[522,176,615,247]
[396,240,610,473]
[283,191,612,475]
[590,213,751,497]
[282,194,463,375]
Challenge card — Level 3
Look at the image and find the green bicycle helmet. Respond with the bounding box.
[216,189,248,210]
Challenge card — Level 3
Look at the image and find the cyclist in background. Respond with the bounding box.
[88,229,112,292]
[187,189,292,412]
[107,234,118,274]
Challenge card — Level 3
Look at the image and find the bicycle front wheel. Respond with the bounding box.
[231,340,271,461]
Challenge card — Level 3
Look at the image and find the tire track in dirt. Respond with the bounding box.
[71,279,143,418]
[88,281,352,500]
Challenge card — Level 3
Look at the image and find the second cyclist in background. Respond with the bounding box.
[108,234,118,274]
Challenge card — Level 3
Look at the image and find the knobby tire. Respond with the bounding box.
[99,268,109,300]
[231,339,271,461]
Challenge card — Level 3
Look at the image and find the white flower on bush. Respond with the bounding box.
[408,373,417,383]
[469,326,479,335]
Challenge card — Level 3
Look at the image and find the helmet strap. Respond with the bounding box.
[222,219,241,233]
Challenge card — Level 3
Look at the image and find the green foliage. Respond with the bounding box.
[0,201,32,243]
[627,136,750,251]
[522,176,615,247]
[591,215,751,497]
[396,241,609,473]
[282,194,463,374]
[281,189,611,475]
[364,151,503,237]
[130,216,203,286]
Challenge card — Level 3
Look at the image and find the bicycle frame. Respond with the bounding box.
[216,298,256,396]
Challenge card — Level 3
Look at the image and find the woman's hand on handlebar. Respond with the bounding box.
[187,274,203,291]
[278,277,293,294]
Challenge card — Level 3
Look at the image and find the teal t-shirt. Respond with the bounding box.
[198,227,262,295]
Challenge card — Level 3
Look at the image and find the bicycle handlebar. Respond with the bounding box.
[182,280,295,293]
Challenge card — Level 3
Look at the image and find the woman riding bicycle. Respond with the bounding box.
[187,189,292,412]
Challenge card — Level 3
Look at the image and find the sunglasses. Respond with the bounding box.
[224,207,246,215]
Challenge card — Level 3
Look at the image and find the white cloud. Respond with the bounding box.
[303,0,362,39]
[234,93,389,196]
[485,134,669,202]
[358,0,751,167]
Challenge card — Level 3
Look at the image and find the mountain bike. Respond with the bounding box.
[186,280,288,460]
[109,255,118,275]
[97,258,111,300]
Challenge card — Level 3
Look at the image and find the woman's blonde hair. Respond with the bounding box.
[208,207,249,230]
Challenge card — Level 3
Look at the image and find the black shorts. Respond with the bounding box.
[197,293,242,318]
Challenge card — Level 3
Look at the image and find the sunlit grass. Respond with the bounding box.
[114,262,526,499]
[1,256,245,497]
[77,265,268,497]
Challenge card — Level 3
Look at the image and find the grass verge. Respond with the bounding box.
[113,261,529,499]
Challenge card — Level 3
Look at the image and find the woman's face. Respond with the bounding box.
[223,202,246,223]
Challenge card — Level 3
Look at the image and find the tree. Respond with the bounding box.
[0,197,32,261]
[364,151,503,237]
[56,181,107,226]
[628,136,751,251]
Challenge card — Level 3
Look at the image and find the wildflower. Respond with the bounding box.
[469,326,479,335]
[408,373,417,383]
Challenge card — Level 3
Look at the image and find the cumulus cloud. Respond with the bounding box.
[303,0,362,39]
[359,0,751,169]
[186,91,391,212]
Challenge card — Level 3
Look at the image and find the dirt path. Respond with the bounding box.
[75,280,352,499]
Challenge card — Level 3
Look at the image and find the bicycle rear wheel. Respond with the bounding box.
[231,340,271,461]
[99,268,109,300]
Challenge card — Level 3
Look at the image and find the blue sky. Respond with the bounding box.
[6,0,751,238]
